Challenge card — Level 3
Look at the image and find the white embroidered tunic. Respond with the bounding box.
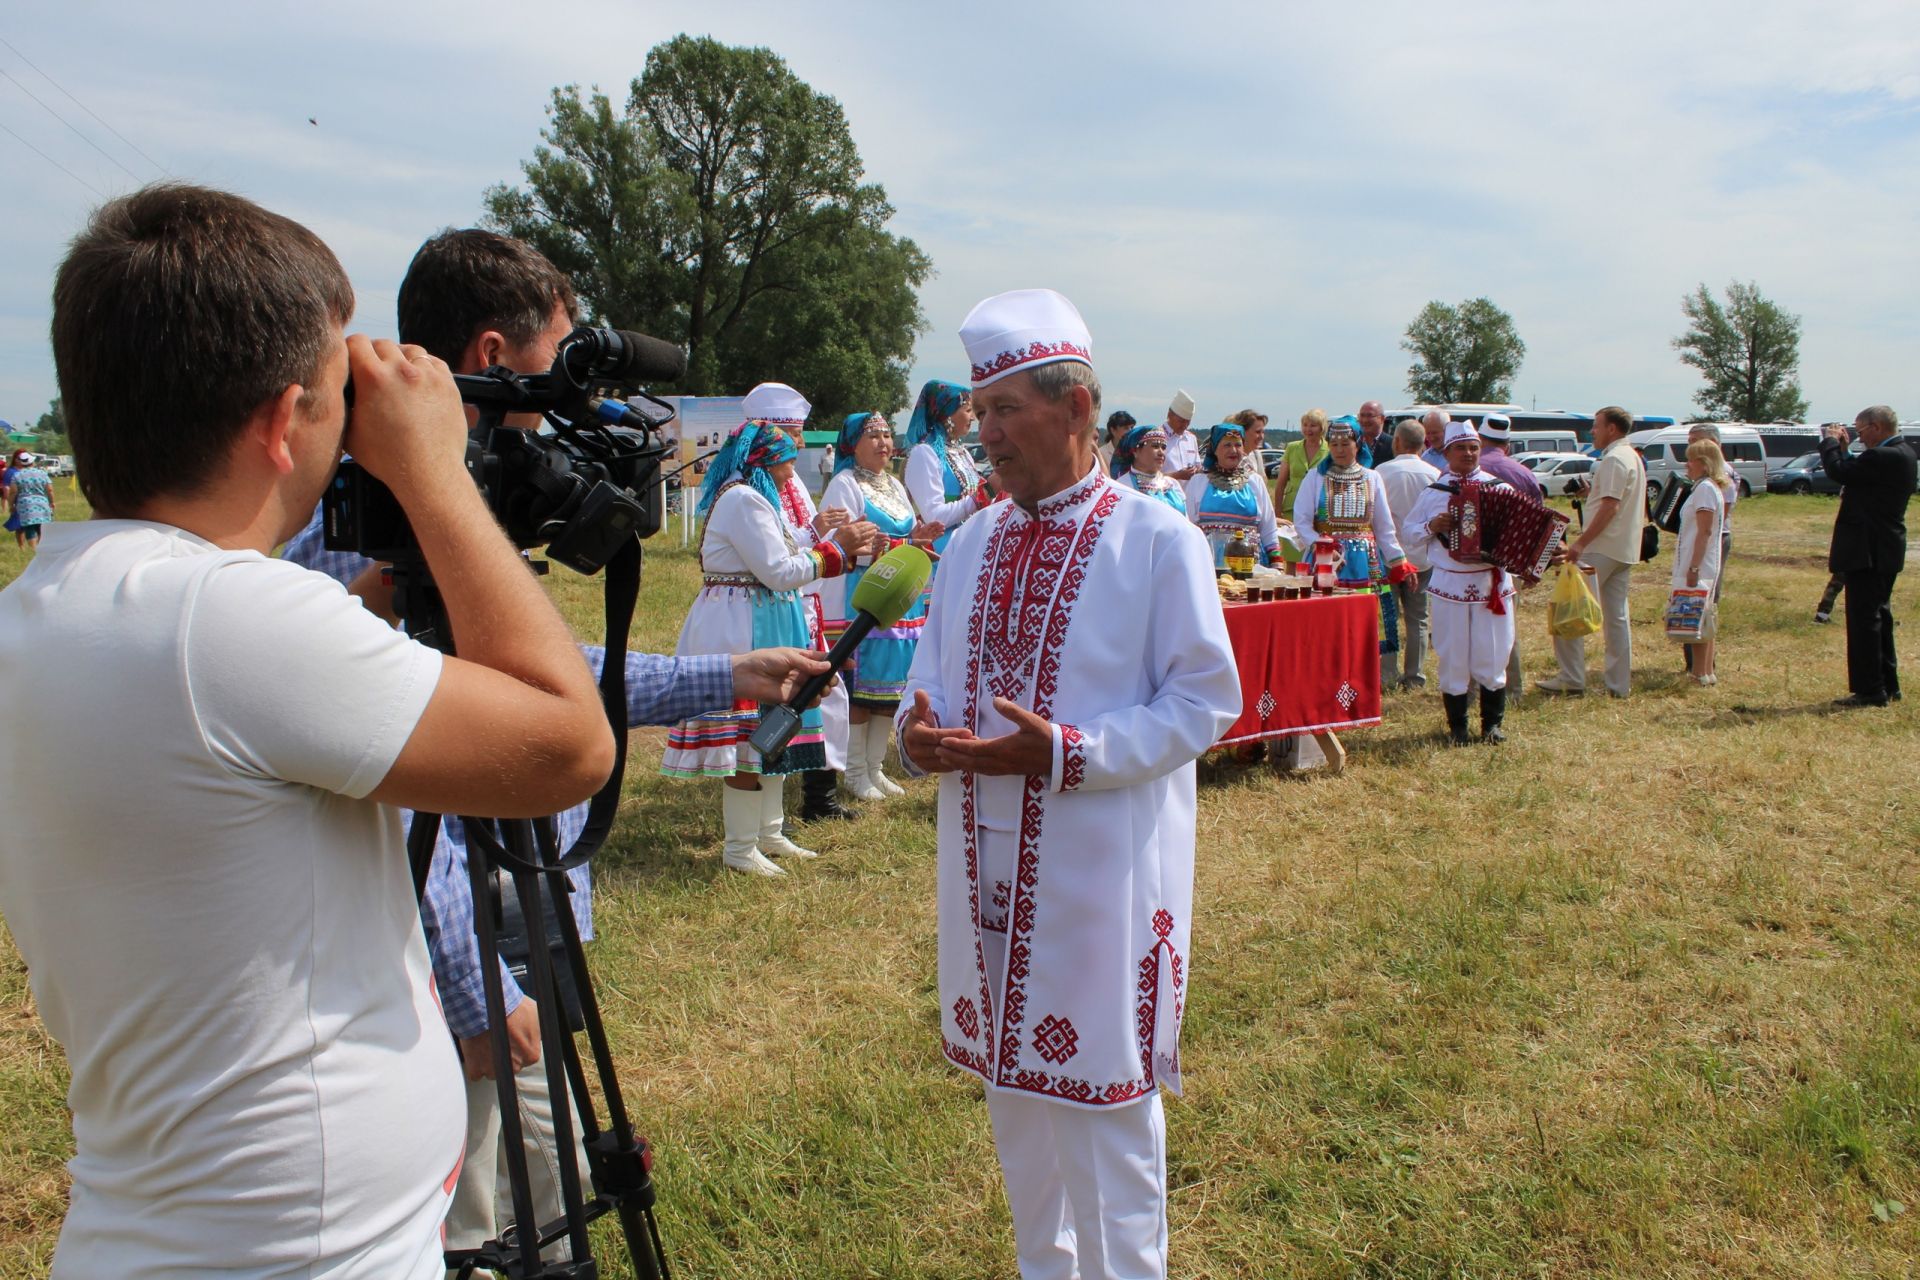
[897,468,1241,1109]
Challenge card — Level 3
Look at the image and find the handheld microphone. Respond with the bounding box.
[749,543,934,763]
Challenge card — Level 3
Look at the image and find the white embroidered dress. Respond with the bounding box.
[898,468,1241,1109]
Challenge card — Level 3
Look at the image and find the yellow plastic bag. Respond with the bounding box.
[1546,562,1602,639]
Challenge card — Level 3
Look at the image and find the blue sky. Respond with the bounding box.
[3,0,1917,432]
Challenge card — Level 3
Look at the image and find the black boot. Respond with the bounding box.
[1480,686,1508,744]
[1442,692,1473,746]
[799,768,856,822]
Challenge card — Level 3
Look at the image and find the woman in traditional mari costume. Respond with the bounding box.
[747,382,863,822]
[1108,424,1188,515]
[903,379,993,576]
[821,412,939,802]
[661,423,863,875]
[1290,418,1417,666]
[1183,422,1280,569]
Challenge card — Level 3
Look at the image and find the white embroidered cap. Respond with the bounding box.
[741,381,811,426]
[959,289,1093,389]
[1170,389,1196,420]
[1443,421,1482,449]
[1479,413,1512,440]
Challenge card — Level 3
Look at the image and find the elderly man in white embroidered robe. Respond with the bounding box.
[898,289,1241,1280]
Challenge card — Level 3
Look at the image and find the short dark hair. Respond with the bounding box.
[396,229,578,364]
[51,183,353,515]
[1595,405,1634,436]
[1105,410,1137,439]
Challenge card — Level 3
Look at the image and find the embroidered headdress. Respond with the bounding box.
[834,412,891,473]
[959,288,1093,389]
[1110,423,1168,478]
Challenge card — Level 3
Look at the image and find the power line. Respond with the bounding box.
[0,34,163,174]
[0,116,103,196]
[0,66,142,181]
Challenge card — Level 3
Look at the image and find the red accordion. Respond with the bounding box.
[1445,481,1569,585]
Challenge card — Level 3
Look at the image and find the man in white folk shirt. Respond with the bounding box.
[1404,420,1517,745]
[1161,388,1203,482]
[897,288,1241,1280]
[1374,419,1442,689]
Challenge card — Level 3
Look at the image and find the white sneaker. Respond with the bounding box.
[867,718,906,797]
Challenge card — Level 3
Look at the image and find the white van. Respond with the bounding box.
[1506,428,1582,455]
[1627,425,1768,501]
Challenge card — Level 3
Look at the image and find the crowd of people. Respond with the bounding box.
[0,177,1909,1280]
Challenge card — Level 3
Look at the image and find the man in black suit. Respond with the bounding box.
[1820,404,1917,707]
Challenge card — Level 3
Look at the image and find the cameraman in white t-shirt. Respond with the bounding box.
[0,185,616,1278]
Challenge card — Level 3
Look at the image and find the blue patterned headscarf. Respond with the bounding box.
[1202,423,1245,474]
[834,412,892,472]
[1109,424,1167,479]
[697,421,798,517]
[904,380,969,449]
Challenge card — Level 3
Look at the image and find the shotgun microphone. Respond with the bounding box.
[748,543,933,763]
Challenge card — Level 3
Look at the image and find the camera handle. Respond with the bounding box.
[400,532,669,1280]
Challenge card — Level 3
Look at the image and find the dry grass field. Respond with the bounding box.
[2,482,1916,1278]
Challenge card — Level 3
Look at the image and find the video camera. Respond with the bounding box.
[321,325,685,575]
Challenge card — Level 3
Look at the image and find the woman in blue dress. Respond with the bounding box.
[1109,424,1188,515]
[821,412,941,802]
[1183,423,1280,568]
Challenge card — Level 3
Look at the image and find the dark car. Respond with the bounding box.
[1259,447,1285,479]
[1767,450,1845,495]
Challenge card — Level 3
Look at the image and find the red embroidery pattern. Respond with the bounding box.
[1058,724,1086,792]
[983,878,1010,933]
[1032,1014,1080,1064]
[970,340,1091,386]
[1134,909,1185,1085]
[779,477,812,536]
[953,996,980,1041]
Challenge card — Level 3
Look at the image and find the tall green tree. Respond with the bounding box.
[34,398,68,455]
[1672,281,1809,422]
[484,37,930,421]
[1401,298,1526,404]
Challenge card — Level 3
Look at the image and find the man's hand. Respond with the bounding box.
[1825,422,1851,444]
[1427,511,1456,537]
[909,519,945,547]
[1552,538,1586,566]
[341,336,470,504]
[934,697,1055,777]
[1171,465,1200,482]
[732,647,834,705]
[901,689,975,774]
[458,997,542,1081]
[814,507,852,536]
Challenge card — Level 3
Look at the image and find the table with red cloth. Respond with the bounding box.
[1215,592,1382,769]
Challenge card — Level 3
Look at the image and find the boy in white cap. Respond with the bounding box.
[1162,388,1202,480]
[898,289,1240,1279]
[1403,421,1517,744]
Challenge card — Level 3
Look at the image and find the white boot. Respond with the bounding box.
[843,718,885,801]
[722,784,784,876]
[758,777,816,860]
[867,716,906,797]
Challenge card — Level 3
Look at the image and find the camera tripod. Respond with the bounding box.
[394,536,670,1280]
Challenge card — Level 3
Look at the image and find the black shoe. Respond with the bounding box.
[1442,692,1473,745]
[800,769,857,821]
[1479,687,1508,745]
[1832,693,1890,709]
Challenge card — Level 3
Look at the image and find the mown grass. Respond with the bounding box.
[2,483,1916,1277]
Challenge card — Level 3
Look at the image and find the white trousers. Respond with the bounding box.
[1428,594,1516,696]
[982,922,1170,1280]
[446,1054,591,1273]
